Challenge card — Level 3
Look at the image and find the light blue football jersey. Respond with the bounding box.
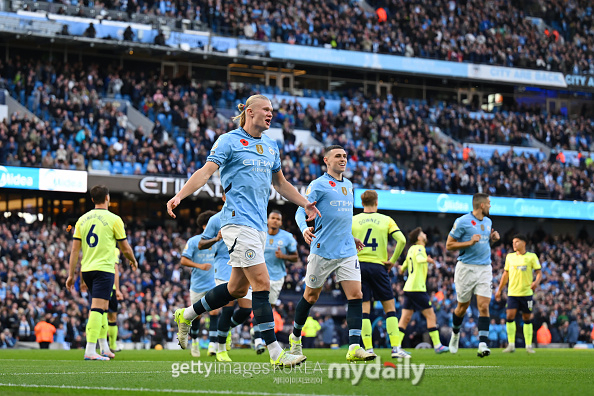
[201,212,231,282]
[207,127,281,232]
[182,234,216,293]
[296,173,357,259]
[449,213,493,265]
[264,229,298,281]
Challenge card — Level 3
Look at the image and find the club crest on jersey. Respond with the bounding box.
[268,147,275,155]
[329,181,336,187]
[342,187,347,195]
[309,275,317,284]
[240,139,249,146]
[277,240,284,246]
[245,249,256,260]
[481,224,485,231]
[256,144,264,154]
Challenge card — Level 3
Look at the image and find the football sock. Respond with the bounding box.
[218,306,235,345]
[396,327,406,347]
[428,327,442,348]
[523,320,533,347]
[209,313,219,343]
[386,311,399,348]
[293,297,313,338]
[108,322,118,350]
[347,299,363,346]
[252,291,282,361]
[452,313,464,335]
[185,284,235,320]
[478,316,490,344]
[231,307,252,328]
[506,319,516,346]
[361,314,373,350]
[190,314,201,339]
[85,308,104,354]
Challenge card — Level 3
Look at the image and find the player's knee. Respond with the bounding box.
[303,292,320,305]
[229,284,249,298]
[351,290,363,300]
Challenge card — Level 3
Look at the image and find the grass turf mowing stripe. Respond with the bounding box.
[0,383,343,396]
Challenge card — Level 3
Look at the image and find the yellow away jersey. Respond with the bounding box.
[352,212,400,264]
[402,244,428,292]
[504,252,541,296]
[73,209,126,273]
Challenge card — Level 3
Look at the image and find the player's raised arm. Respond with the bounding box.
[272,170,320,220]
[167,161,220,218]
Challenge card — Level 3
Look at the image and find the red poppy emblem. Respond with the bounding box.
[240,139,248,146]
[471,220,476,226]
[329,181,336,187]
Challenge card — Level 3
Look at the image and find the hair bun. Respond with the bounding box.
[237,103,245,111]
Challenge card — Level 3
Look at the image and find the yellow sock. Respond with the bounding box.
[386,314,399,348]
[396,327,405,347]
[506,321,516,345]
[523,322,533,347]
[361,318,373,350]
[429,329,441,348]
[86,310,103,344]
[99,312,108,340]
[108,323,118,350]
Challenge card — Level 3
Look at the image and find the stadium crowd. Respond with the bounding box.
[25,0,594,74]
[0,57,593,202]
[0,214,593,350]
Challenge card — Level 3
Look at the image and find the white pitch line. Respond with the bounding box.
[0,383,344,396]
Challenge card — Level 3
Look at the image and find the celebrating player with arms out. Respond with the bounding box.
[290,145,374,362]
[446,193,499,358]
[495,234,541,353]
[66,185,138,360]
[167,94,319,368]
[351,190,408,358]
[399,227,449,354]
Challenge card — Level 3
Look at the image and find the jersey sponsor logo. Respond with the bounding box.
[342,187,348,195]
[256,144,264,154]
[329,181,336,187]
[240,139,249,146]
[242,159,273,167]
[268,147,275,155]
[245,249,256,260]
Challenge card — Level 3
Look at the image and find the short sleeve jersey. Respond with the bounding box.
[504,252,541,297]
[352,212,400,265]
[449,213,493,265]
[207,127,281,232]
[73,209,126,273]
[264,229,298,281]
[201,212,231,282]
[182,234,216,294]
[402,244,428,292]
[296,173,356,259]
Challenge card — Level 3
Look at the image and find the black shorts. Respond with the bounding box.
[82,271,115,301]
[506,296,533,314]
[360,261,394,302]
[402,291,432,311]
[108,289,118,313]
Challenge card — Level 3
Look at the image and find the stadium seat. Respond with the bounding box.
[111,161,123,174]
[122,162,134,175]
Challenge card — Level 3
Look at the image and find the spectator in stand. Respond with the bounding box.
[34,314,56,349]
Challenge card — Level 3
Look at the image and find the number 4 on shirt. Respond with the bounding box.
[363,228,378,251]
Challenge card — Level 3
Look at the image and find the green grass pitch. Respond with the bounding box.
[1,348,593,395]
